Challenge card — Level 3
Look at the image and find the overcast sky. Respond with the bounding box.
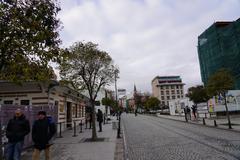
[57,0,240,94]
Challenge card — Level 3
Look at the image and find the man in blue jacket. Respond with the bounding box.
[32,111,56,160]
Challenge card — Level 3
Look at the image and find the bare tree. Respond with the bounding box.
[60,41,118,140]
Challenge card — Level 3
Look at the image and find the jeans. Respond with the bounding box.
[5,141,24,160]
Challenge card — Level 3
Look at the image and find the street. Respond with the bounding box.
[122,114,240,160]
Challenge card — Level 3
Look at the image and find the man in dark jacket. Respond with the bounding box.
[5,109,30,160]
[32,111,56,160]
[97,109,103,132]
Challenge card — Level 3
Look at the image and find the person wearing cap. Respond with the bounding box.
[32,111,56,160]
[5,109,30,160]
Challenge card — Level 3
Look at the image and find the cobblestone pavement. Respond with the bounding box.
[21,120,118,160]
[122,114,240,160]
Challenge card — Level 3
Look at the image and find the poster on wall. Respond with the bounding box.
[208,90,240,112]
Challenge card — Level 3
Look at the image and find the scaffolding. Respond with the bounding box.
[198,18,240,89]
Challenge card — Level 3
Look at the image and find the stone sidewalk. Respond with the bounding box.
[21,118,123,160]
[156,114,240,132]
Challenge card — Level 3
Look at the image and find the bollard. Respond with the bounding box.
[79,120,83,133]
[203,118,206,125]
[85,119,87,129]
[58,122,63,138]
[214,120,217,127]
[73,121,77,137]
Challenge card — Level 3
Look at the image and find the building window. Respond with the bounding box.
[167,96,170,100]
[166,86,169,89]
[171,86,174,89]
[176,85,179,89]
[161,91,164,95]
[20,100,30,105]
[4,100,13,104]
[172,96,175,99]
[161,96,164,100]
[177,95,180,98]
[72,104,76,118]
[166,90,169,95]
[171,90,175,94]
[160,86,164,89]
[82,106,84,117]
[177,90,180,94]
[181,90,183,94]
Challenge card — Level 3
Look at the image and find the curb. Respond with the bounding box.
[122,119,129,160]
[152,115,240,134]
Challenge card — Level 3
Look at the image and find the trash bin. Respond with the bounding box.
[112,121,118,130]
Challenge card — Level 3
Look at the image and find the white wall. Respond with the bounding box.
[169,98,194,116]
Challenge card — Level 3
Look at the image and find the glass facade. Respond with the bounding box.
[198,18,240,89]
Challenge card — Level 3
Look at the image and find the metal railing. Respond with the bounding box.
[56,119,85,138]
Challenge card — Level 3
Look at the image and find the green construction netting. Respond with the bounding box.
[198,19,240,89]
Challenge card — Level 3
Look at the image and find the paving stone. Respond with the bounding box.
[122,114,240,160]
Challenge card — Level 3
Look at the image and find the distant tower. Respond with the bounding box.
[134,84,137,96]
[133,84,140,111]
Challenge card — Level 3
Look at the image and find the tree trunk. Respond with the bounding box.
[91,101,98,140]
[224,92,232,129]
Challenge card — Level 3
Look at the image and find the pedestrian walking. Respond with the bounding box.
[186,106,191,120]
[192,104,197,120]
[5,109,30,160]
[32,111,56,160]
[135,109,138,116]
[97,109,103,132]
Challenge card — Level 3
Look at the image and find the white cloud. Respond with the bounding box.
[58,0,240,93]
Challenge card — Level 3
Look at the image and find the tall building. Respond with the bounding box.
[152,76,185,106]
[198,18,240,89]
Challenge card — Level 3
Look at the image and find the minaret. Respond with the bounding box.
[134,84,137,95]
[133,84,137,111]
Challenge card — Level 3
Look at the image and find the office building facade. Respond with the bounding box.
[152,76,185,106]
[198,18,240,89]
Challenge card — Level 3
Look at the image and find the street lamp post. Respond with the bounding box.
[114,70,121,139]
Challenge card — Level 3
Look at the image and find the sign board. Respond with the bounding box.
[118,89,126,96]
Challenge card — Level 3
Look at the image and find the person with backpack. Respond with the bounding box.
[5,109,30,160]
[32,111,56,160]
